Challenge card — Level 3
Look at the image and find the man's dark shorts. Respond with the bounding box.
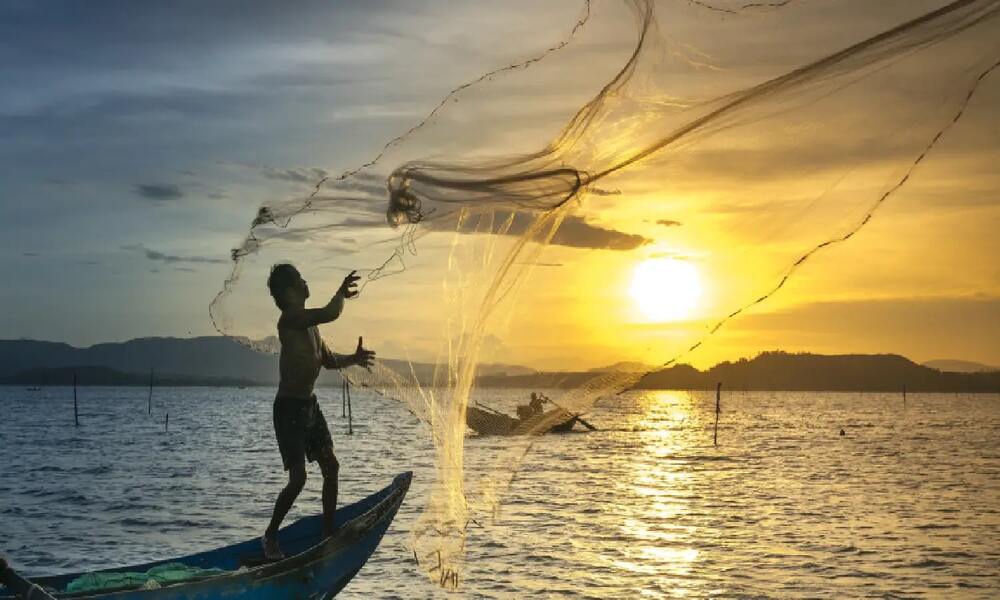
[273,395,333,471]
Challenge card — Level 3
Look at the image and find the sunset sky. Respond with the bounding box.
[2,0,997,371]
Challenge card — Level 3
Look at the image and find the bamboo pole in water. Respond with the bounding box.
[347,378,353,435]
[73,372,79,427]
[147,367,154,415]
[714,382,721,446]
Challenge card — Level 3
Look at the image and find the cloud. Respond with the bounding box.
[428,210,649,251]
[259,166,328,184]
[208,191,227,199]
[550,215,649,250]
[655,219,682,227]
[134,183,183,201]
[122,244,227,265]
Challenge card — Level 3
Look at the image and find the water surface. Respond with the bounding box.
[1,387,998,597]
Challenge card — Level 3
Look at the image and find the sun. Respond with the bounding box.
[629,258,702,322]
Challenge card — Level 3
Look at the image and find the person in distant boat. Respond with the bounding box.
[516,392,548,420]
[262,264,375,561]
[529,392,547,415]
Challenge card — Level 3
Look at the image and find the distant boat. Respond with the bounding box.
[0,472,411,600]
[467,405,578,435]
[24,387,41,392]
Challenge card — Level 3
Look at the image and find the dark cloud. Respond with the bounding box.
[122,244,227,265]
[134,183,183,201]
[655,219,682,227]
[436,210,649,251]
[259,166,329,184]
[22,251,39,257]
[208,191,227,199]
[551,215,649,250]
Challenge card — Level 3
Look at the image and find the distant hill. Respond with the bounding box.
[588,361,654,373]
[634,351,999,392]
[922,359,997,373]
[0,337,534,387]
[477,352,1000,392]
[0,366,256,387]
[0,337,284,385]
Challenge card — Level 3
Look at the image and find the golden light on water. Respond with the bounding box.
[629,258,703,322]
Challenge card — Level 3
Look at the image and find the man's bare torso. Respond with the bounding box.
[277,323,325,398]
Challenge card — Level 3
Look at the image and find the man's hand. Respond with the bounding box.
[353,336,375,371]
[337,270,361,299]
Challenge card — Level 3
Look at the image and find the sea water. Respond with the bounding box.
[1,387,998,598]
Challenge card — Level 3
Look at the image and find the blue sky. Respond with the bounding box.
[1,0,584,342]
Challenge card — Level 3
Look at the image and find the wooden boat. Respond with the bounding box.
[466,406,577,436]
[0,472,411,600]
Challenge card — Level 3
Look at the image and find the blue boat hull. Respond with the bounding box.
[2,472,412,600]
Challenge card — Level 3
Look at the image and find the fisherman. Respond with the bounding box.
[262,264,375,560]
[516,392,548,420]
[528,392,547,415]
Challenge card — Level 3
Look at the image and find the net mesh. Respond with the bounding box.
[209,0,1000,588]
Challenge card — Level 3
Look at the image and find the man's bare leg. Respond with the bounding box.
[317,447,339,538]
[263,463,306,559]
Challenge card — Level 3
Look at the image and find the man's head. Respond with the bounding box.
[268,263,309,310]
[530,392,538,400]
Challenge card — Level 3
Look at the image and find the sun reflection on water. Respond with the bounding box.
[613,390,705,595]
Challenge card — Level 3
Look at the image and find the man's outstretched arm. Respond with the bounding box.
[323,336,376,371]
[280,271,359,330]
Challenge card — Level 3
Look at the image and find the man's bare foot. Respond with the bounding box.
[261,533,285,561]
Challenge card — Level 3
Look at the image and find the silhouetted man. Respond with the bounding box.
[262,264,375,560]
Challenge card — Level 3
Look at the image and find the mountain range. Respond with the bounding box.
[0,338,996,392]
[0,337,533,387]
[473,352,999,392]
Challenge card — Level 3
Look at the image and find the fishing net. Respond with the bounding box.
[209,0,1000,588]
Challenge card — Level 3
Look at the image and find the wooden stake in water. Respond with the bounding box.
[147,367,154,415]
[903,384,907,408]
[714,382,721,446]
[347,378,354,436]
[165,412,169,433]
[73,372,79,427]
